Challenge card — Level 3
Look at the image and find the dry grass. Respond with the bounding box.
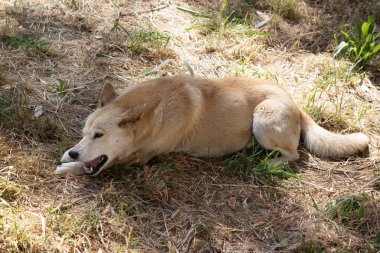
[0,0,379,252]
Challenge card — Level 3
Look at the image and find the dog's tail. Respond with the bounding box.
[300,110,369,157]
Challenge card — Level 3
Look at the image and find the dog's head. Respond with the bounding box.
[60,83,153,176]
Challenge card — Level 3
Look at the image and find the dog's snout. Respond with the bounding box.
[68,150,79,160]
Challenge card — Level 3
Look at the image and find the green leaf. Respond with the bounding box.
[55,79,66,96]
[354,12,362,40]
[367,15,375,34]
[358,37,370,57]
[354,30,363,49]
[373,43,380,54]
[361,21,369,37]
[341,31,352,41]
[333,41,349,58]
[363,52,373,62]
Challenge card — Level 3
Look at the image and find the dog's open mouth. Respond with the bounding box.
[84,155,108,175]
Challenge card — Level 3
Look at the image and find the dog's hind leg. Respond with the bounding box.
[252,99,301,164]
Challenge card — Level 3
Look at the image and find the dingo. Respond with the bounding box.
[59,76,369,176]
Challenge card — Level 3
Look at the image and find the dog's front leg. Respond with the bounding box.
[131,151,157,166]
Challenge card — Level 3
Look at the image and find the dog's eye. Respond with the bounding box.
[93,133,104,139]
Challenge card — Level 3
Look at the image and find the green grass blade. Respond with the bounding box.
[310,194,320,211]
[182,60,194,77]
[138,59,172,77]
[176,6,211,19]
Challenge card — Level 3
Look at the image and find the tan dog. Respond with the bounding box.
[59,76,369,176]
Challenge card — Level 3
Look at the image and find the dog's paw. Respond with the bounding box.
[55,162,85,176]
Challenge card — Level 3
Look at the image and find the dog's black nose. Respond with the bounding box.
[68,150,79,159]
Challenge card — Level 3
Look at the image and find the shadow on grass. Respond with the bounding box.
[0,89,64,143]
[182,0,380,53]
[69,148,367,252]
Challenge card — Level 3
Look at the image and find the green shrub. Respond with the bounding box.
[334,15,380,68]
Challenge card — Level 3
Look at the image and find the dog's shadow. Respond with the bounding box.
[72,145,373,252]
[76,148,309,251]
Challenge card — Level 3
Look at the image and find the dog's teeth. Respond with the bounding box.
[84,166,93,173]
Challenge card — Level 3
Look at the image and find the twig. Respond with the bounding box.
[355,174,380,193]
[136,4,169,15]
[55,112,69,133]
[125,227,133,253]
[299,180,335,192]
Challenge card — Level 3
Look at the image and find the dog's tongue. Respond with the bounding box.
[90,157,102,168]
[84,157,100,169]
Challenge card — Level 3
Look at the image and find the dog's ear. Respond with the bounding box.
[98,83,117,108]
[118,106,142,127]
[118,101,159,128]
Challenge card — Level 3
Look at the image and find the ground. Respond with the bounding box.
[0,0,379,252]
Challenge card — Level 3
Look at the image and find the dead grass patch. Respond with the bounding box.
[303,58,370,133]
[272,0,303,22]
